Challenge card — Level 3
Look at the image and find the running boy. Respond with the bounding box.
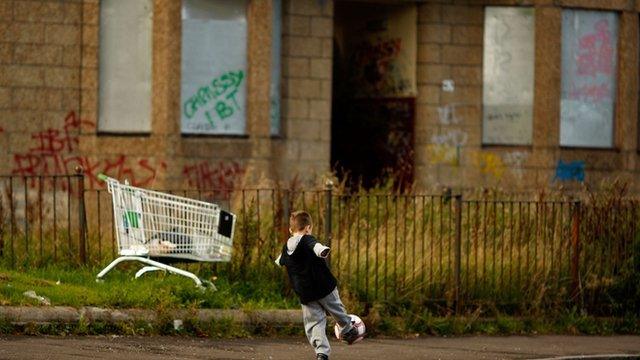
[274,210,362,360]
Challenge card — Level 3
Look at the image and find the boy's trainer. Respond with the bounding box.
[342,326,365,345]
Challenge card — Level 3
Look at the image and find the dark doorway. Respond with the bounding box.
[331,2,417,190]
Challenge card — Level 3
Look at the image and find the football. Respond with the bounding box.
[334,314,366,342]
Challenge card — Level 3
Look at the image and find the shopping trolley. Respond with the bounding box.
[96,174,236,289]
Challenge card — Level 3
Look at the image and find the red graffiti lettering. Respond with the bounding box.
[11,111,166,192]
[63,111,94,133]
[182,161,245,195]
[30,129,67,154]
[102,155,131,183]
[77,157,103,188]
[133,159,166,187]
[13,153,42,177]
[577,19,614,78]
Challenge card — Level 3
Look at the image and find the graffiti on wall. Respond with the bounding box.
[426,99,535,181]
[427,103,467,165]
[348,38,411,97]
[560,11,617,147]
[473,152,504,179]
[428,131,467,166]
[502,151,529,180]
[437,103,463,125]
[428,147,531,181]
[182,70,244,131]
[181,7,247,135]
[576,20,614,79]
[182,160,245,192]
[569,19,614,102]
[554,160,585,182]
[482,7,535,145]
[11,111,167,189]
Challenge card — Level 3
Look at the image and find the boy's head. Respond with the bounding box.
[289,210,313,235]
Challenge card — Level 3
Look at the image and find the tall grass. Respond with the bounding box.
[0,178,638,315]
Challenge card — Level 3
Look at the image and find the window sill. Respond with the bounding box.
[481,144,533,150]
[559,146,620,152]
[181,133,250,139]
[97,132,151,137]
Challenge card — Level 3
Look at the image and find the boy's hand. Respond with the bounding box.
[320,248,330,257]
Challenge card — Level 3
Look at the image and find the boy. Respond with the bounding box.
[275,210,362,360]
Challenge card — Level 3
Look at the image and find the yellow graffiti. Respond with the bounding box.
[426,144,508,180]
[427,144,459,166]
[472,151,504,179]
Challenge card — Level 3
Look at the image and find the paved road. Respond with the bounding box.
[0,335,639,359]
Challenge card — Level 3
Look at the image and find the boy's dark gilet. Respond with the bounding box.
[279,235,337,304]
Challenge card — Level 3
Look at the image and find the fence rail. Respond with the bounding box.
[0,174,637,314]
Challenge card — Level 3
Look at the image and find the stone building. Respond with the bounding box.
[1,0,639,192]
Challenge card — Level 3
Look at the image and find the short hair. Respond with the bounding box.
[290,210,312,232]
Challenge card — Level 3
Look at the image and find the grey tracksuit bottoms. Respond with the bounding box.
[302,287,353,356]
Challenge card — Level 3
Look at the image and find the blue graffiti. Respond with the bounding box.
[555,160,585,182]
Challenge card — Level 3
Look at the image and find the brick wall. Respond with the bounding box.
[0,0,85,176]
[415,2,488,190]
[3,0,640,194]
[1,0,329,192]
[415,0,640,193]
[276,0,333,185]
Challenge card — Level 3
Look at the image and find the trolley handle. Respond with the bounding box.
[97,173,115,194]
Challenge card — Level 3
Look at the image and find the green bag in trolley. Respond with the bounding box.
[96,174,236,289]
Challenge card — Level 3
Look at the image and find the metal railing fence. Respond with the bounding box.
[0,174,637,314]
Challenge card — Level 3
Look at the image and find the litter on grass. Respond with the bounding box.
[23,290,51,305]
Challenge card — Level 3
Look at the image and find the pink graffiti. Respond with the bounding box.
[12,111,167,190]
[182,161,245,193]
[577,19,614,78]
[569,82,609,102]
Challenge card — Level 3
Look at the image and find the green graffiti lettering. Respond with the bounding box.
[205,110,216,128]
[226,88,240,110]
[183,70,244,123]
[215,101,233,119]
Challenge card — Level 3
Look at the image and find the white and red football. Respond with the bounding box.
[334,314,365,342]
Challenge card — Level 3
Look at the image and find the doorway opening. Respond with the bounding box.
[331,1,417,190]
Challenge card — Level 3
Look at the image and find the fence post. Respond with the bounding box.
[571,201,581,307]
[282,189,290,239]
[324,180,333,267]
[75,166,87,265]
[453,194,463,314]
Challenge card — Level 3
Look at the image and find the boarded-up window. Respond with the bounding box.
[482,7,535,145]
[98,0,153,133]
[560,10,618,148]
[270,0,281,136]
[181,0,248,135]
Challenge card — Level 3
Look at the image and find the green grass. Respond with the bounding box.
[0,264,298,310]
[0,265,638,337]
[364,304,640,337]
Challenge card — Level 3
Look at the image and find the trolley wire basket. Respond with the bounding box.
[96,174,236,288]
